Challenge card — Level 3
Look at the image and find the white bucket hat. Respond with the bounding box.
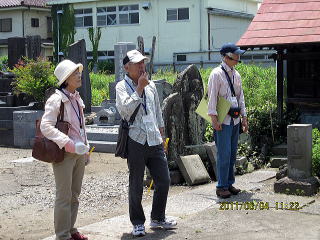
[54,59,83,86]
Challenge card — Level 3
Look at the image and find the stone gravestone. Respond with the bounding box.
[68,39,91,113]
[101,99,121,122]
[162,64,206,172]
[274,124,319,196]
[13,110,44,148]
[287,124,312,179]
[93,106,117,125]
[173,64,206,145]
[177,155,211,186]
[204,142,218,179]
[8,37,25,69]
[162,93,185,170]
[26,35,41,60]
[109,42,136,99]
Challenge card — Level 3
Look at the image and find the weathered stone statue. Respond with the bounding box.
[162,93,185,169]
[162,65,206,170]
[173,64,206,145]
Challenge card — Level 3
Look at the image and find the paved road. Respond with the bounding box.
[43,169,320,240]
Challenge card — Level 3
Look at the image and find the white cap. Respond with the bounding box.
[123,49,148,65]
[54,59,83,86]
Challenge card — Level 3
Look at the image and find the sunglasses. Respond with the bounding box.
[227,55,242,63]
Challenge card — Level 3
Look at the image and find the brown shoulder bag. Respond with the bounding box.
[32,102,70,163]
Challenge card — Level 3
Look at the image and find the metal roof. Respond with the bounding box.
[237,0,320,48]
[0,0,49,8]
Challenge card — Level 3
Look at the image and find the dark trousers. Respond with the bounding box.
[127,137,171,225]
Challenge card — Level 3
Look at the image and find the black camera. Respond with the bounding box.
[228,107,241,118]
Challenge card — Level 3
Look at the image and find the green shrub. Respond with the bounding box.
[204,124,214,142]
[90,73,114,105]
[0,55,8,71]
[97,60,115,74]
[11,58,56,103]
[91,88,109,106]
[312,128,320,177]
[237,64,277,108]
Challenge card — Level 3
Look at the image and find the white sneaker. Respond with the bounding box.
[150,218,177,230]
[132,224,145,237]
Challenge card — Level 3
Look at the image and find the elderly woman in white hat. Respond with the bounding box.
[40,59,90,240]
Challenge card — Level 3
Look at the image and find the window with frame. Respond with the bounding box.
[31,18,39,27]
[167,8,189,21]
[75,8,93,27]
[177,54,187,62]
[97,6,117,26]
[119,4,139,24]
[0,18,12,32]
[96,4,139,26]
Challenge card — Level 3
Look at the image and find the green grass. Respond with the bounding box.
[152,69,178,84]
[90,63,277,109]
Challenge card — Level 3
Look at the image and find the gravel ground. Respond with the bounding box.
[0,147,189,240]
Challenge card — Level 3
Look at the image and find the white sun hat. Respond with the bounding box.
[123,49,149,65]
[54,59,83,86]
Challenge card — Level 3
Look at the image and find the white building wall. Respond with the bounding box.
[0,9,23,38]
[23,9,51,39]
[206,0,259,14]
[210,15,252,50]
[73,0,204,63]
[0,46,7,56]
[66,0,260,64]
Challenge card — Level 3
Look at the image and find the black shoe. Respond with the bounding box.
[228,185,241,195]
[216,188,232,198]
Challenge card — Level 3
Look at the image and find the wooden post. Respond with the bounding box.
[137,36,144,55]
[276,50,284,121]
[148,36,156,79]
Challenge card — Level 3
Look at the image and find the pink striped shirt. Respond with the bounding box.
[61,89,86,145]
[207,61,246,125]
[40,89,88,149]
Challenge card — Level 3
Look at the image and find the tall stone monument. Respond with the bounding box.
[8,37,25,69]
[67,39,91,113]
[26,35,41,60]
[109,42,136,99]
[162,65,206,170]
[274,124,319,196]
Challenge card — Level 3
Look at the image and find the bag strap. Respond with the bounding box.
[221,66,236,97]
[57,101,65,122]
[128,104,141,125]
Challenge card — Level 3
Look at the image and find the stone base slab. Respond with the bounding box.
[274,176,319,196]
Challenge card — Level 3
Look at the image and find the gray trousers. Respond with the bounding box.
[52,152,85,240]
[127,137,171,225]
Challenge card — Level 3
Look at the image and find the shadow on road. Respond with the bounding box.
[120,228,176,239]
